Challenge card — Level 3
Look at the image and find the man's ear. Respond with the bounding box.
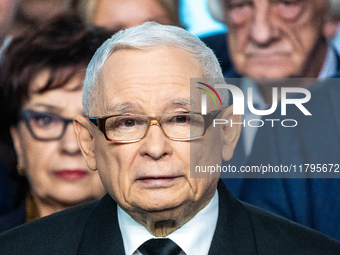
[74,115,97,171]
[221,105,242,161]
[10,126,25,170]
[323,17,340,38]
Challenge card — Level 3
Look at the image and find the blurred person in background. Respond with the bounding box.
[0,0,21,217]
[10,0,74,38]
[73,0,181,31]
[205,0,340,241]
[0,0,20,47]
[0,13,112,233]
[206,0,340,77]
[207,0,340,182]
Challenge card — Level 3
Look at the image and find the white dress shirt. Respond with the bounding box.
[118,190,219,255]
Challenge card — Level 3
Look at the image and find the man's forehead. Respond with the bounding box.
[101,46,202,76]
[92,45,204,115]
[102,98,192,114]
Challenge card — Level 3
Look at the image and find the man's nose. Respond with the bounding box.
[250,7,277,46]
[139,124,172,160]
[60,123,82,155]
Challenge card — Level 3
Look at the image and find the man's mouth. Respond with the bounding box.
[137,175,182,188]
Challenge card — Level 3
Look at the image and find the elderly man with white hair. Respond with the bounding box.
[207,0,340,78]
[205,0,340,161]
[1,22,340,255]
[204,0,340,242]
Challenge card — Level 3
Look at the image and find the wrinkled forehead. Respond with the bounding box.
[93,47,203,115]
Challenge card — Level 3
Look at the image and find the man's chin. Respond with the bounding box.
[134,197,184,213]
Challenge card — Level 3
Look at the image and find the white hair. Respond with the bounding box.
[83,22,226,116]
[208,0,340,23]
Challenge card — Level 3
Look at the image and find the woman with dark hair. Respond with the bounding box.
[0,13,112,232]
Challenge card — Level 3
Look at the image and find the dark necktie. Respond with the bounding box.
[138,238,182,255]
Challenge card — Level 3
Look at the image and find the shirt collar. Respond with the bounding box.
[118,190,219,255]
[318,44,338,79]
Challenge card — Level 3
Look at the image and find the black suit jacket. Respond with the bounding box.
[0,180,339,255]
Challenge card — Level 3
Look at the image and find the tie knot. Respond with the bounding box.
[138,238,182,255]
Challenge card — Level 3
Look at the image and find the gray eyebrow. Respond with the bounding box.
[114,103,136,111]
[172,98,192,106]
[106,102,140,113]
[105,98,192,115]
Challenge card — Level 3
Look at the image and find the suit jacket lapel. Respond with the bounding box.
[77,194,125,255]
[209,180,258,255]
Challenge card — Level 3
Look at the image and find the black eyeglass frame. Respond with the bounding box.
[88,108,225,143]
[21,109,74,141]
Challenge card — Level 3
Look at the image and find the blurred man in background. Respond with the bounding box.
[74,0,181,31]
[10,0,73,37]
[206,0,340,241]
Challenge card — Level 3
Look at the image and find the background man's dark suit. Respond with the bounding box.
[1,180,339,255]
[242,78,340,241]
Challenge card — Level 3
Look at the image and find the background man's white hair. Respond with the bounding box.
[208,0,340,23]
[83,21,225,116]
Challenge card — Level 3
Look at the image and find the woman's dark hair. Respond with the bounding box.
[1,12,112,128]
[0,13,113,205]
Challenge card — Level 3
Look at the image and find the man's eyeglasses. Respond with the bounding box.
[88,109,225,143]
[21,109,74,141]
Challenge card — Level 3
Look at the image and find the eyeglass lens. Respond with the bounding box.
[22,110,71,140]
[104,113,205,141]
